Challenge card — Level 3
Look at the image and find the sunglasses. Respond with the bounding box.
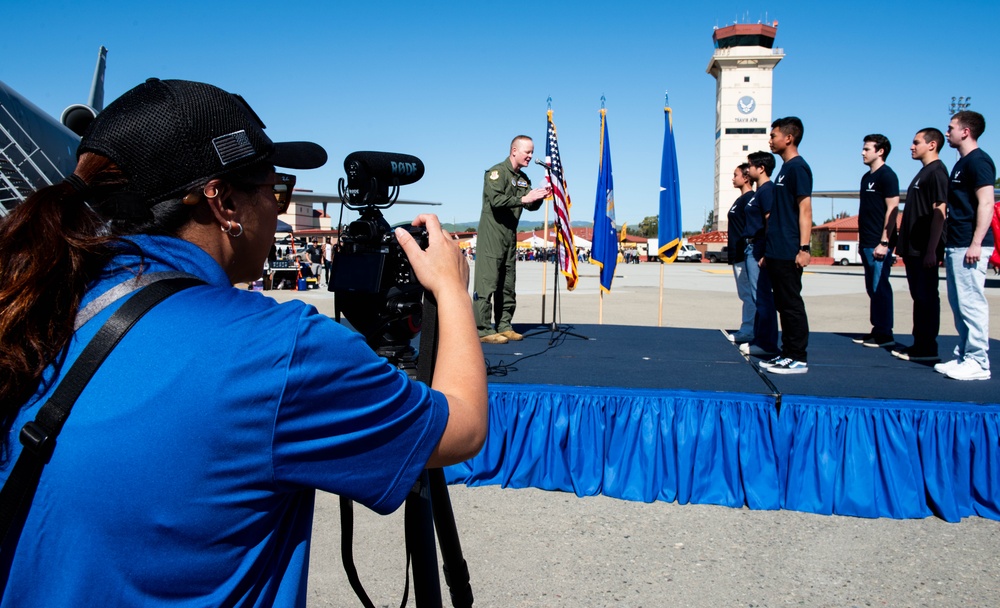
[182,172,297,212]
[271,173,296,214]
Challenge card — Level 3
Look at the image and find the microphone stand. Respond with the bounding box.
[524,162,588,345]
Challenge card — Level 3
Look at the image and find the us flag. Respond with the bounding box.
[544,110,579,291]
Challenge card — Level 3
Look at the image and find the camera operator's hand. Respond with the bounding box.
[395,215,486,468]
[395,214,469,293]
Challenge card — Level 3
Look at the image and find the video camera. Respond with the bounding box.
[328,152,428,365]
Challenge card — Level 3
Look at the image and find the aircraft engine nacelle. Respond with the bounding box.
[60,104,98,137]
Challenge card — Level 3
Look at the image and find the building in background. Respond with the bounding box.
[706,22,784,232]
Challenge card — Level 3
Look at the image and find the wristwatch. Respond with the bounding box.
[879,240,889,246]
[799,245,810,252]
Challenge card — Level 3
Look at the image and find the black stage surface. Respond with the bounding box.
[481,323,999,406]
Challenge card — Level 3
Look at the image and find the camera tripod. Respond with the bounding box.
[336,294,474,608]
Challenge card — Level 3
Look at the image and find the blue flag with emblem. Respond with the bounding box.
[657,102,682,262]
[591,108,617,292]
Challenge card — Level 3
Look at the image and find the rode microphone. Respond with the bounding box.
[341,151,425,208]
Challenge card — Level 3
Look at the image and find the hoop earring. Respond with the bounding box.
[223,221,244,238]
[204,186,219,198]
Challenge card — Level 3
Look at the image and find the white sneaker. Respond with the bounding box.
[934,358,963,375]
[944,358,991,381]
[727,332,752,343]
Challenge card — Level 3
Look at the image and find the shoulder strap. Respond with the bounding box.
[0,276,204,554]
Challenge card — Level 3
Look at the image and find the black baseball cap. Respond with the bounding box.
[78,78,327,205]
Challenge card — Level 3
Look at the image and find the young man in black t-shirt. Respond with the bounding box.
[892,128,948,362]
[740,151,779,358]
[935,111,995,380]
[853,134,900,348]
[727,164,755,343]
[761,117,813,374]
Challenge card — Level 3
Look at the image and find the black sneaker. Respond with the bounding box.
[759,355,785,369]
[862,334,894,348]
[891,346,940,362]
[852,332,873,345]
[766,358,808,374]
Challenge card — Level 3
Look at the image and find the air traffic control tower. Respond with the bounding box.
[706,22,783,232]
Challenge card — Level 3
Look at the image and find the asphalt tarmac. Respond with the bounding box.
[265,260,1000,607]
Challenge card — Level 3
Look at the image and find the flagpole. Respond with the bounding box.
[657,92,683,329]
[658,262,664,327]
[539,97,553,325]
[540,197,549,324]
[524,103,586,344]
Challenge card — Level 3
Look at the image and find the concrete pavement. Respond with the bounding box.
[261,260,1000,607]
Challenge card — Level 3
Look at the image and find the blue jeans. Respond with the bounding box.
[861,247,894,336]
[944,246,993,369]
[744,244,779,353]
[732,260,755,338]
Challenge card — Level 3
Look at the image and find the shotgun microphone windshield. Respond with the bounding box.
[340,151,425,208]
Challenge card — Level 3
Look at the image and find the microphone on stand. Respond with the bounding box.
[534,156,552,169]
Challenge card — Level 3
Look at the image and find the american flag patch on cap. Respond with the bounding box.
[212,130,255,165]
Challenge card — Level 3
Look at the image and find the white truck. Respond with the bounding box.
[644,239,702,262]
[833,240,862,265]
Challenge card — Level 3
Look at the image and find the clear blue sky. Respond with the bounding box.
[4,1,997,232]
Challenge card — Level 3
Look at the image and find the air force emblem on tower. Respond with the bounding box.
[737,96,756,115]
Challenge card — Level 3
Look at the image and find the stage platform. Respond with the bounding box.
[444,324,1000,522]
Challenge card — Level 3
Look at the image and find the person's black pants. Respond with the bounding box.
[765,257,809,362]
[903,255,941,354]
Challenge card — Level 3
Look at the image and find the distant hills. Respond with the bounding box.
[443,220,594,233]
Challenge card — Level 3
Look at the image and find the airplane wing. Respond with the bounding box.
[0,81,80,214]
[0,46,107,216]
[291,190,440,206]
[813,190,908,203]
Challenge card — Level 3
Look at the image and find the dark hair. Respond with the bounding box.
[0,154,267,456]
[747,151,776,177]
[863,134,891,160]
[917,127,945,152]
[771,116,804,146]
[952,110,986,140]
[736,163,750,180]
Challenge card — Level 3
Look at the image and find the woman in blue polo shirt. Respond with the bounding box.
[0,79,486,606]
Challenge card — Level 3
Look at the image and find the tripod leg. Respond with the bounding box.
[428,468,474,608]
[405,472,442,607]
